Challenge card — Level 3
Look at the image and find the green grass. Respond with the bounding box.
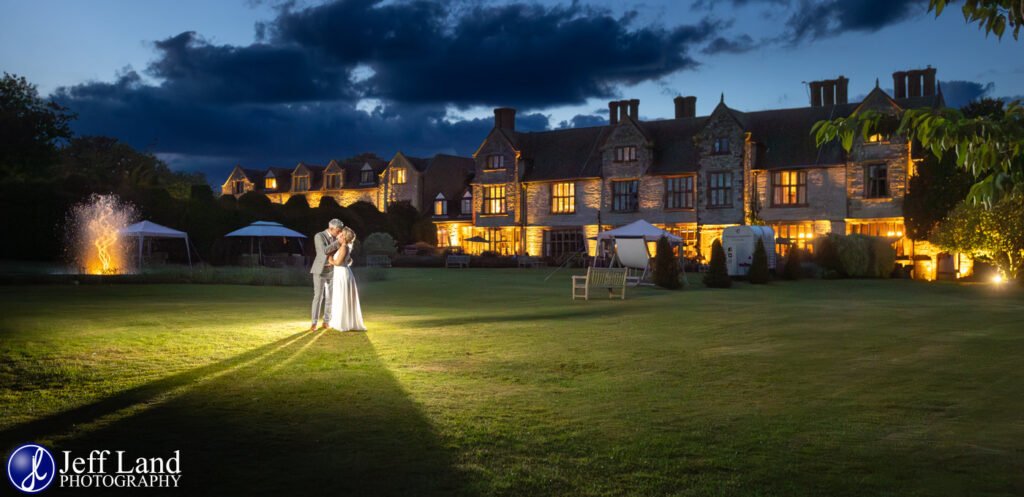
[1,270,1023,496]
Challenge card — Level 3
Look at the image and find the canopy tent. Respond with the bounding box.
[225,221,307,265]
[594,220,687,286]
[119,220,192,268]
[596,220,683,243]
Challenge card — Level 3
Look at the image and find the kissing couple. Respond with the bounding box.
[310,219,366,332]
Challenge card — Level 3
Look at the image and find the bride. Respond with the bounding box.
[328,227,366,331]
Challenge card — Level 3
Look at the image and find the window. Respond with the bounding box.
[486,154,505,170]
[433,193,447,217]
[849,221,905,256]
[772,170,808,206]
[324,173,342,190]
[772,222,815,257]
[293,175,310,192]
[611,180,639,212]
[713,137,730,154]
[460,191,472,215]
[391,167,407,184]
[482,185,506,214]
[551,182,575,214]
[865,164,889,198]
[614,146,637,162]
[543,229,585,259]
[360,165,374,184]
[232,180,246,195]
[866,133,889,144]
[437,227,449,248]
[265,177,277,190]
[707,172,732,207]
[663,225,698,258]
[664,176,694,209]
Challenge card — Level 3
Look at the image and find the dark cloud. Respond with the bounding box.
[783,0,926,42]
[938,80,994,108]
[271,0,720,107]
[557,114,608,129]
[702,34,757,54]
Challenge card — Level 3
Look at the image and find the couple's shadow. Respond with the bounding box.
[15,330,474,496]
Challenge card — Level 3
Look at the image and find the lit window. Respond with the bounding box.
[324,173,342,190]
[391,167,407,184]
[360,165,374,184]
[434,193,447,216]
[713,137,730,154]
[866,164,889,198]
[265,177,277,190]
[708,172,732,207]
[614,146,637,162]
[772,223,815,257]
[849,221,905,256]
[460,191,472,215]
[772,170,807,206]
[544,229,585,258]
[551,182,575,214]
[486,155,505,169]
[664,176,694,209]
[293,175,310,192]
[612,180,639,212]
[663,225,698,258]
[867,133,888,143]
[482,185,506,214]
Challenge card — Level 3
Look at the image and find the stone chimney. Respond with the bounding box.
[907,70,922,98]
[494,107,516,131]
[822,80,836,106]
[674,96,697,118]
[628,99,639,120]
[809,76,849,107]
[836,76,848,104]
[809,81,823,107]
[893,71,907,98]
[609,101,619,125]
[923,66,936,96]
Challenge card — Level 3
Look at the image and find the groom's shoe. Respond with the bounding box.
[309,324,317,331]
[318,322,329,330]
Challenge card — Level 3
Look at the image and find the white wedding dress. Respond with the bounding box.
[328,243,366,331]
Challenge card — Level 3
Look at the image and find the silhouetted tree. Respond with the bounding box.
[748,238,770,284]
[0,73,74,182]
[653,236,681,289]
[703,239,731,288]
[782,247,802,280]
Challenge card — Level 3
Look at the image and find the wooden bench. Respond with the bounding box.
[517,256,543,268]
[365,254,392,268]
[445,254,470,268]
[572,267,628,301]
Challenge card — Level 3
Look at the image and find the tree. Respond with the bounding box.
[703,239,731,288]
[652,236,681,289]
[904,152,973,240]
[782,247,802,280]
[932,193,1024,280]
[748,238,770,284]
[929,0,1024,40]
[0,73,75,182]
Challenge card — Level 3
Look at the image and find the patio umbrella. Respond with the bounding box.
[225,221,307,265]
[464,235,489,243]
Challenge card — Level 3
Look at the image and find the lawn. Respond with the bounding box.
[1,270,1022,496]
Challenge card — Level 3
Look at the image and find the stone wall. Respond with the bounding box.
[754,166,846,223]
[847,140,909,219]
[696,111,745,226]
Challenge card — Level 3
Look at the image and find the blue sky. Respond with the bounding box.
[1,0,1019,181]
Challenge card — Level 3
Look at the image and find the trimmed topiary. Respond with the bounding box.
[782,247,802,280]
[748,238,770,284]
[838,234,872,277]
[653,236,682,290]
[703,239,732,288]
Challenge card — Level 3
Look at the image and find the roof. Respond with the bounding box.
[422,154,474,217]
[516,126,610,181]
[119,220,188,239]
[642,117,707,174]
[332,155,388,189]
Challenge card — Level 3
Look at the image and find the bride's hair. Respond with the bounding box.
[342,227,357,242]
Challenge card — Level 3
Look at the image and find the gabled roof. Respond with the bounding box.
[516,126,610,181]
[330,154,388,189]
[422,154,474,217]
[642,117,707,174]
[263,167,293,192]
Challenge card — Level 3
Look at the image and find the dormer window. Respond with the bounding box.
[265,177,277,190]
[461,190,472,214]
[434,193,447,217]
[614,146,637,162]
[712,137,730,155]
[293,175,310,192]
[391,167,407,184]
[324,172,342,190]
[486,154,505,170]
[360,164,374,184]
[232,180,246,195]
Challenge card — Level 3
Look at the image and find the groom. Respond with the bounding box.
[310,218,344,330]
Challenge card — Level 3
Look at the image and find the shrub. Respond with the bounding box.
[362,232,397,256]
[652,236,681,289]
[748,238,770,284]
[814,233,844,275]
[703,239,731,288]
[838,234,872,277]
[868,236,896,278]
[782,247,802,280]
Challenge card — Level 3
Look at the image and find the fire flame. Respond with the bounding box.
[71,194,137,275]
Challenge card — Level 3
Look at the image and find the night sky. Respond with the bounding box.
[1,0,1019,183]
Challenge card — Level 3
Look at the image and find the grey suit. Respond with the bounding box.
[310,230,340,325]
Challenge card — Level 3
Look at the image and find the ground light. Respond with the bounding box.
[993,273,1004,285]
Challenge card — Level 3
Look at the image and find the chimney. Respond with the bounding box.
[609,101,619,125]
[809,81,823,107]
[673,97,685,119]
[907,70,922,98]
[674,96,697,119]
[822,80,836,106]
[618,100,629,122]
[494,107,516,130]
[923,66,936,96]
[836,76,848,104]
[628,99,639,120]
[893,71,907,99]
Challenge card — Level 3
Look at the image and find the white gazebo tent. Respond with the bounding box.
[224,221,307,265]
[596,220,684,285]
[119,220,192,269]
